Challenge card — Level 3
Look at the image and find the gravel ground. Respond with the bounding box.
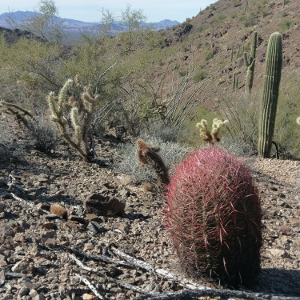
[0,120,300,300]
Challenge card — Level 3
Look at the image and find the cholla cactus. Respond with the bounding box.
[136,139,169,186]
[48,78,99,161]
[196,118,228,144]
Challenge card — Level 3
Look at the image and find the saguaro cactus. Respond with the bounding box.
[244,31,257,93]
[257,32,282,158]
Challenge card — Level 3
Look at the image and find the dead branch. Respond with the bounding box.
[67,246,132,268]
[75,273,106,300]
[10,193,50,215]
[111,247,208,290]
[111,247,156,275]
[5,272,31,279]
[69,253,160,297]
[133,288,288,300]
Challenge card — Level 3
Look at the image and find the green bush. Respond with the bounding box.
[193,69,207,83]
[278,18,293,32]
[204,49,214,61]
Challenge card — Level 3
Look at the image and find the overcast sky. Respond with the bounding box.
[0,0,217,23]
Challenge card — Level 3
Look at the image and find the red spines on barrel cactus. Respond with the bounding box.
[165,147,262,288]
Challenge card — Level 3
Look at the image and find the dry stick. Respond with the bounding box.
[75,273,106,300]
[111,247,156,275]
[5,272,31,279]
[134,290,271,300]
[10,193,50,215]
[69,254,103,274]
[69,254,160,297]
[133,289,300,300]
[67,246,132,268]
[111,247,208,290]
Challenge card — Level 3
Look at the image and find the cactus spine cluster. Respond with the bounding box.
[196,118,228,144]
[48,78,99,161]
[258,32,282,158]
[165,147,262,287]
[244,31,257,93]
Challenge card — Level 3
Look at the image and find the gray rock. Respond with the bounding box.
[86,220,105,234]
[84,193,125,216]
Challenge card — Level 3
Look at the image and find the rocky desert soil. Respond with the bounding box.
[0,119,300,300]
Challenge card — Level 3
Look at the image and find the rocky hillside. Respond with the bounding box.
[153,0,300,107]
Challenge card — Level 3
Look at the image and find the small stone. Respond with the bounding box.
[82,293,98,300]
[11,258,34,274]
[86,221,104,234]
[18,286,30,296]
[68,215,87,225]
[36,203,51,211]
[34,294,46,300]
[41,222,56,230]
[119,188,130,198]
[83,243,94,252]
[13,233,25,243]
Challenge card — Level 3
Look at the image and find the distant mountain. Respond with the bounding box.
[0,11,180,33]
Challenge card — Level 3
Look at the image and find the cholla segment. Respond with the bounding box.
[196,118,228,144]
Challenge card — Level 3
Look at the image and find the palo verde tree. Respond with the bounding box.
[6,0,66,43]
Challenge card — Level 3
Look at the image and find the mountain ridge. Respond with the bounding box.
[0,11,180,32]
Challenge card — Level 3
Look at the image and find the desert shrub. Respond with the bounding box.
[27,118,58,154]
[141,122,183,143]
[165,147,262,287]
[218,91,259,156]
[242,12,257,27]
[204,49,214,61]
[278,18,293,32]
[114,135,190,184]
[193,69,207,83]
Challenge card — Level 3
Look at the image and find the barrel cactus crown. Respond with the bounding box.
[165,147,262,287]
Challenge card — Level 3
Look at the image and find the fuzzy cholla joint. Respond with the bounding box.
[48,77,99,161]
[196,118,229,144]
[136,139,170,186]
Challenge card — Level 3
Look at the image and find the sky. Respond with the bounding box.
[0,0,217,23]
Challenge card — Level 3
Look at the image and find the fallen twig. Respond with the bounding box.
[111,247,156,275]
[69,253,160,297]
[111,247,208,290]
[67,246,132,268]
[5,272,31,279]
[75,273,106,300]
[69,253,105,276]
[10,193,50,215]
[133,288,297,300]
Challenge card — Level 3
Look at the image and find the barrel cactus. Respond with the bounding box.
[165,147,262,288]
[257,32,282,158]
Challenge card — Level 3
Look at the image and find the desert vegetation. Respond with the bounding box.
[1,0,300,299]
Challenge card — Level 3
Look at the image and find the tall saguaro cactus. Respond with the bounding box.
[257,32,282,158]
[244,31,257,93]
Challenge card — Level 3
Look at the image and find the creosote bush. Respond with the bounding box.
[165,147,262,288]
[27,118,58,154]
